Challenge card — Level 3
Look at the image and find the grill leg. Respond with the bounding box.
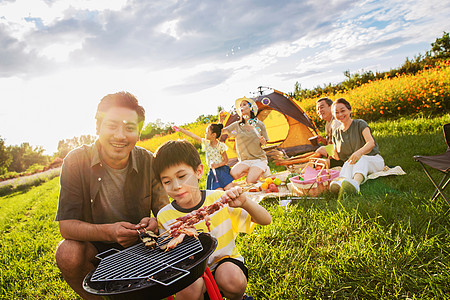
[202,267,222,300]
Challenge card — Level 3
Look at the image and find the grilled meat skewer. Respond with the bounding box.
[138,229,159,249]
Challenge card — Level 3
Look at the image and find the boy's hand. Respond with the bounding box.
[223,186,247,208]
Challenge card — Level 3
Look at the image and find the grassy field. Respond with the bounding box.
[1,115,449,299]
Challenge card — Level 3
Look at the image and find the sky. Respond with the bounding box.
[0,0,449,155]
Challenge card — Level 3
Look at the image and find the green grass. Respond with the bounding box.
[239,114,450,299]
[1,115,450,299]
[0,178,77,299]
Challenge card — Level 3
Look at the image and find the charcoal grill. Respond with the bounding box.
[83,233,217,300]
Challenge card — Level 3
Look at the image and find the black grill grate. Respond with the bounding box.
[91,236,203,283]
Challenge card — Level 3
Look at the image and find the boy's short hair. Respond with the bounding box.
[153,140,202,181]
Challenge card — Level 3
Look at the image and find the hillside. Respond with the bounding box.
[137,60,450,153]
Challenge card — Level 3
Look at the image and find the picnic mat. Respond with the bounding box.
[244,165,406,203]
[245,184,294,204]
[366,165,406,180]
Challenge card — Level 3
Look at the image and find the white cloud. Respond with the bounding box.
[0,0,449,154]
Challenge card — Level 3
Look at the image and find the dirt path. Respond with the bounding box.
[0,167,61,187]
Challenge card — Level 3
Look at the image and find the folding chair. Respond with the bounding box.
[413,123,450,206]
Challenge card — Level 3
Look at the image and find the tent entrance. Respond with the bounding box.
[258,109,289,144]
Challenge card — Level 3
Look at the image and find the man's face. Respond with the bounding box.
[316,100,332,121]
[97,106,139,169]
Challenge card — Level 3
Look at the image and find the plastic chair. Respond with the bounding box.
[166,267,222,300]
[413,123,450,206]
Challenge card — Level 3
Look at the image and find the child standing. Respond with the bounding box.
[153,140,271,300]
[173,124,235,190]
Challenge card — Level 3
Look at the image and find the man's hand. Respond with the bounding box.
[137,217,158,233]
[317,135,327,144]
[109,222,140,248]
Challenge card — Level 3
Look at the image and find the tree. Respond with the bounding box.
[0,136,12,175]
[140,119,175,140]
[56,135,96,158]
[7,143,49,173]
[431,31,450,58]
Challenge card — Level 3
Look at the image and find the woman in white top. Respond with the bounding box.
[220,97,270,184]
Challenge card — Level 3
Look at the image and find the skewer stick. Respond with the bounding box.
[157,228,171,238]
[168,218,184,226]
[159,234,172,244]
[161,185,255,242]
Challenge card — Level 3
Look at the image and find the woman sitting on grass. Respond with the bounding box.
[329,98,385,194]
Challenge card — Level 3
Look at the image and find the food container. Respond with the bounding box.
[289,161,339,196]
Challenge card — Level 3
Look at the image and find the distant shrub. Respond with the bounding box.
[0,171,19,181]
[26,164,45,173]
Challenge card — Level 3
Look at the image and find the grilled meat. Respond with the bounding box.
[139,230,159,249]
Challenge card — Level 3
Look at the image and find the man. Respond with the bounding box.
[54,91,169,299]
[313,97,344,168]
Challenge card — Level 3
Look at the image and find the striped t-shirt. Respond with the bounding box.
[157,190,256,270]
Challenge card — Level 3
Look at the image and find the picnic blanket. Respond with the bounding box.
[366,165,406,180]
[245,165,406,203]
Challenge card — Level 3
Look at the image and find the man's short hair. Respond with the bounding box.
[316,97,333,107]
[95,91,145,132]
[152,140,202,182]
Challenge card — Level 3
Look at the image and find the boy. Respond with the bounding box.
[153,140,271,300]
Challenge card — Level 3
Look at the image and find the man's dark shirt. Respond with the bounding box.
[55,142,169,224]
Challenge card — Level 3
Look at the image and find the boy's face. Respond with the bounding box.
[160,163,204,208]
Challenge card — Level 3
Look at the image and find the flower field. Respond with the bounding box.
[137,122,209,152]
[137,60,449,152]
[300,60,450,126]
